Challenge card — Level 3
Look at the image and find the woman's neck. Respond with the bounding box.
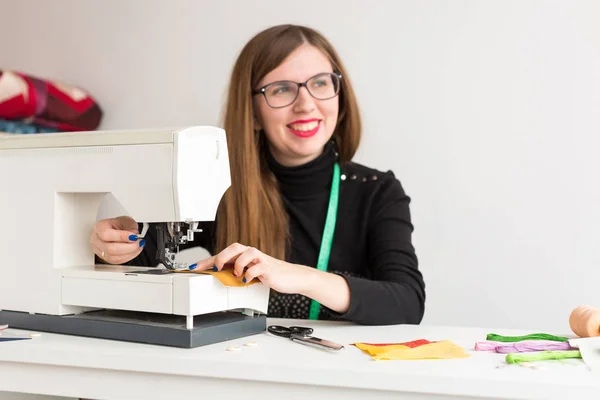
[266,144,325,167]
[266,140,337,199]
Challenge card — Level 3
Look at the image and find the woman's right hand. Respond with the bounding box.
[90,216,145,265]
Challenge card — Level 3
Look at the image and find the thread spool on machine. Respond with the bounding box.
[569,305,600,338]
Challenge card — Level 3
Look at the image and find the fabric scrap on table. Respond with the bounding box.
[173,268,259,287]
[353,339,470,360]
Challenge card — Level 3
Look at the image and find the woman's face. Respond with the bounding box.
[254,44,340,167]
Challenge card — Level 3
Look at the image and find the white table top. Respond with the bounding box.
[1,318,599,399]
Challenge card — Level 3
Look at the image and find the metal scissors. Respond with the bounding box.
[0,337,30,342]
[267,325,344,351]
[0,325,34,342]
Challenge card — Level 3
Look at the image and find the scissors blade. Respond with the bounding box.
[290,333,344,351]
[0,337,31,342]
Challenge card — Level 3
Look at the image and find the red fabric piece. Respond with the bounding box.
[0,70,102,131]
[352,339,434,348]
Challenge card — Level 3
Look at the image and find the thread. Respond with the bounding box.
[475,340,575,353]
[505,350,581,364]
[495,341,575,354]
[474,341,501,351]
[569,305,600,338]
[486,333,569,343]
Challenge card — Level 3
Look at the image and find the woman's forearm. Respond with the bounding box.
[299,267,351,314]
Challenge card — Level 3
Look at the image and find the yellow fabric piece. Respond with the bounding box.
[173,269,259,287]
[354,343,410,356]
[356,341,470,360]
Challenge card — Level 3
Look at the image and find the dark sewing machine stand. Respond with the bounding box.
[0,309,266,348]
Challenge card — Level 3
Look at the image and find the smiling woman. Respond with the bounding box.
[91,24,426,326]
[252,52,343,166]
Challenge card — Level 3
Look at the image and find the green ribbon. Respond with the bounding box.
[308,162,341,320]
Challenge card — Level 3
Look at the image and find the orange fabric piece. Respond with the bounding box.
[355,339,433,348]
[173,268,259,287]
[355,342,411,355]
[354,340,470,360]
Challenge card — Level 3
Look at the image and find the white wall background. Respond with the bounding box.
[1,0,599,336]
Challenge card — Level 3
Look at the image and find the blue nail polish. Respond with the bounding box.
[212,265,218,272]
[188,263,197,270]
[129,234,138,241]
[139,239,146,247]
[242,277,247,283]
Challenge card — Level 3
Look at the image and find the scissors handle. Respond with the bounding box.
[267,325,313,337]
[290,333,345,351]
[267,325,288,336]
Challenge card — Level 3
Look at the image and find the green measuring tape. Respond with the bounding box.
[308,162,341,320]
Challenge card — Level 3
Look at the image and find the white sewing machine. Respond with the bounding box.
[0,126,269,348]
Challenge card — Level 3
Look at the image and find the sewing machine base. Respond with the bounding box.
[0,309,266,348]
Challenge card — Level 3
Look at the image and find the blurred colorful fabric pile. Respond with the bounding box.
[0,70,102,134]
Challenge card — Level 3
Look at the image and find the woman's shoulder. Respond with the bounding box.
[340,161,411,207]
[340,162,413,226]
[341,161,406,191]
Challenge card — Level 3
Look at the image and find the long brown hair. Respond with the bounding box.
[216,24,362,260]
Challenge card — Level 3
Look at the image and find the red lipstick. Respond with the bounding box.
[287,119,321,138]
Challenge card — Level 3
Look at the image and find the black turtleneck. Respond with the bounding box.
[127,141,426,325]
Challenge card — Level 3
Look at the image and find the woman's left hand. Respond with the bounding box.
[193,242,313,294]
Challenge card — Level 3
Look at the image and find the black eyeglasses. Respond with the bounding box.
[253,72,342,108]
